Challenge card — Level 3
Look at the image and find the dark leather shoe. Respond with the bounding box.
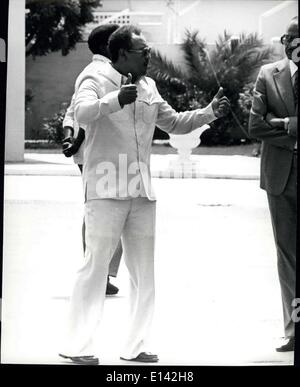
[276,337,295,352]
[59,353,99,365]
[106,277,119,295]
[120,352,159,363]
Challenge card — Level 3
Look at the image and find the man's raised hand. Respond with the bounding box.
[125,73,133,85]
[211,87,230,118]
[118,73,137,107]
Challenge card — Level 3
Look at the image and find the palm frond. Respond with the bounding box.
[148,28,274,138]
[181,29,216,93]
[148,49,186,82]
[182,30,208,73]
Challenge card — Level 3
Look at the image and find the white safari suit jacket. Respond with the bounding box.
[62,55,111,164]
[75,63,218,201]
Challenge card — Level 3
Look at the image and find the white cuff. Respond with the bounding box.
[77,123,87,131]
[99,90,122,114]
[62,118,74,128]
[201,102,217,122]
[284,117,290,131]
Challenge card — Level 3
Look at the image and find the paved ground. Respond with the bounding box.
[5,152,260,180]
[1,152,294,365]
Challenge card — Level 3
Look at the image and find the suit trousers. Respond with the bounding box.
[63,197,156,358]
[82,220,122,277]
[108,239,122,277]
[79,163,122,278]
[267,154,297,338]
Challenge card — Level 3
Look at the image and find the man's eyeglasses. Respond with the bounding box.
[280,34,298,45]
[127,46,152,57]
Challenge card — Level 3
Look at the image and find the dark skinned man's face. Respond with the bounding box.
[123,33,151,82]
[282,20,299,64]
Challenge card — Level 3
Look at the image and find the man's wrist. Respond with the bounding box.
[63,126,74,138]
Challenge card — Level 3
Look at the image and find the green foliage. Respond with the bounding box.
[26,0,101,57]
[148,50,189,110]
[237,82,255,129]
[42,103,68,144]
[25,89,34,111]
[148,29,274,145]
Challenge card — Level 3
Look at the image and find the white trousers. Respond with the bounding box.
[63,198,156,358]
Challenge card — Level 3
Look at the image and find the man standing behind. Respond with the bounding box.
[59,25,230,365]
[62,24,121,295]
[249,17,298,352]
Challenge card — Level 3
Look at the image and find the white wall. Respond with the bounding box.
[173,0,291,43]
[94,0,298,44]
[91,0,297,69]
[260,1,298,43]
[5,0,25,161]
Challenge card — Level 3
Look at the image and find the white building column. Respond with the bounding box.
[5,0,25,161]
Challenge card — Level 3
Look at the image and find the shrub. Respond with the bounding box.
[237,82,255,127]
[25,89,34,111]
[42,103,68,144]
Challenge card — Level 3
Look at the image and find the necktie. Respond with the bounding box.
[293,70,298,107]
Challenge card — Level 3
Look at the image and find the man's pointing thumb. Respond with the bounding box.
[214,86,224,99]
[125,73,133,85]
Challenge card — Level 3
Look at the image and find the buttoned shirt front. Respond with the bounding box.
[75,63,217,201]
[289,59,298,80]
[289,60,297,149]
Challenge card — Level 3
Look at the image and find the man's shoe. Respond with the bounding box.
[276,337,295,352]
[106,277,119,295]
[59,353,99,365]
[120,352,159,363]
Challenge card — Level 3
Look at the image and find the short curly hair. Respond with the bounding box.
[108,25,142,63]
[88,24,119,55]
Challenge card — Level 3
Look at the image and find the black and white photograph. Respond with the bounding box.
[0,0,299,370]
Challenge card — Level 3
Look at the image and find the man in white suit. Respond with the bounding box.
[62,24,122,296]
[59,24,230,365]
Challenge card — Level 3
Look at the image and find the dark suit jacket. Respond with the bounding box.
[249,58,297,195]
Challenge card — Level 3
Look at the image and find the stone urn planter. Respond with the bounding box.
[168,124,210,170]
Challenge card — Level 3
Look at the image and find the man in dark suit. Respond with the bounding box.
[249,16,298,352]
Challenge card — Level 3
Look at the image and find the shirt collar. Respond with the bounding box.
[103,63,123,87]
[89,56,121,86]
[92,54,111,64]
[289,59,298,77]
[138,75,149,85]
[99,63,149,87]
[121,74,149,86]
